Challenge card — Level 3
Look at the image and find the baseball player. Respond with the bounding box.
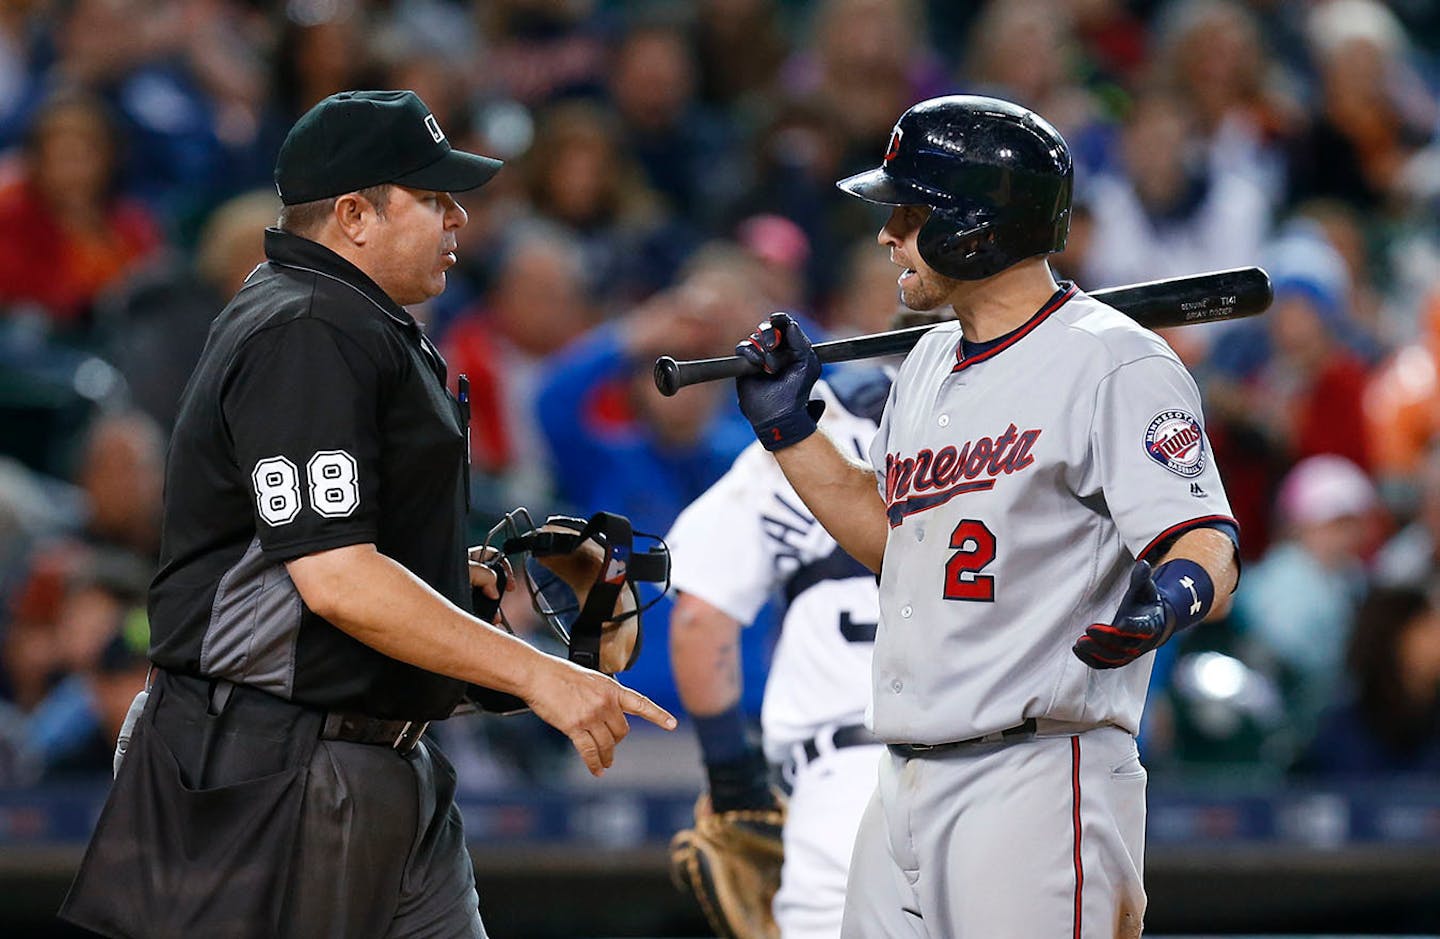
[668,364,892,939]
[732,96,1241,938]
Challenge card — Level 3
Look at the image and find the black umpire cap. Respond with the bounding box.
[275,90,503,205]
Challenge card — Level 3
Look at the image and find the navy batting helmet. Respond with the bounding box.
[837,96,1073,281]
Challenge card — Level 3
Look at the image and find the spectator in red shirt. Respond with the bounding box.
[0,89,160,333]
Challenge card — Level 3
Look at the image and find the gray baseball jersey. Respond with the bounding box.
[866,284,1234,745]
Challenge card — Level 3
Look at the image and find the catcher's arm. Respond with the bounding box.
[670,592,775,810]
[668,592,786,939]
[670,591,744,717]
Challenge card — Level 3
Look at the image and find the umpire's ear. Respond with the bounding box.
[332,191,380,246]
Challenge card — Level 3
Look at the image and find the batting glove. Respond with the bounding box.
[1073,560,1177,669]
[735,312,824,452]
[1073,558,1216,669]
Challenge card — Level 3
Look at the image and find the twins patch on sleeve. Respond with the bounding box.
[1144,409,1206,478]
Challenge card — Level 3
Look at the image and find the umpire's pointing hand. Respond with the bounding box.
[528,657,677,776]
[736,312,824,452]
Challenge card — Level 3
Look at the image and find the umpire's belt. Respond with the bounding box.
[888,718,1038,758]
[321,712,429,754]
[178,672,430,755]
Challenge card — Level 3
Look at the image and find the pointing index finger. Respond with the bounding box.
[620,687,677,730]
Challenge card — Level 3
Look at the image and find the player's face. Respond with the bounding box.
[366,186,468,306]
[878,204,955,312]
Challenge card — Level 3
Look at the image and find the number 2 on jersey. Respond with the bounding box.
[943,519,996,602]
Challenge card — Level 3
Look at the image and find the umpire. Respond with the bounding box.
[60,90,675,939]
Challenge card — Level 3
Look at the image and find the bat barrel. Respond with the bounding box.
[1099,266,1272,328]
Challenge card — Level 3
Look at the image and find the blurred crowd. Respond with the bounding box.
[1,0,1439,790]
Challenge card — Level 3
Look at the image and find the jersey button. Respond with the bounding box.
[891,679,903,693]
[938,414,950,427]
[901,605,913,618]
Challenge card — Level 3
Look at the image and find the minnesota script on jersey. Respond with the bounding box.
[867,285,1235,745]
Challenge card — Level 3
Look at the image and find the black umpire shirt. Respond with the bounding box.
[148,228,471,721]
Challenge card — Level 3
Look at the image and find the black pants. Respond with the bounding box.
[61,672,486,939]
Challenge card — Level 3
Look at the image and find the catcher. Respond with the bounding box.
[664,305,945,939]
[665,368,892,939]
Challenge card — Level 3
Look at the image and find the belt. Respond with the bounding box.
[320,712,430,755]
[781,722,882,786]
[888,718,1038,758]
[172,672,432,756]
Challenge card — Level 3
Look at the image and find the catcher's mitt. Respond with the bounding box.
[669,792,786,939]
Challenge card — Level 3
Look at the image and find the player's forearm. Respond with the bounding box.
[1156,527,1239,621]
[669,593,743,717]
[285,543,551,697]
[773,430,888,572]
[670,594,766,804]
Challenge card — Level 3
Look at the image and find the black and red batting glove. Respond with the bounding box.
[1074,557,1216,668]
[735,312,824,452]
[1073,560,1177,669]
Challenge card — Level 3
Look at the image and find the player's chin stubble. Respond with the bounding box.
[900,273,951,313]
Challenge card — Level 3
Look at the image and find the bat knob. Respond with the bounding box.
[653,356,680,397]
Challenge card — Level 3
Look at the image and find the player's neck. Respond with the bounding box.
[947,261,1061,344]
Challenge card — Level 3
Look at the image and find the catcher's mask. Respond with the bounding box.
[482,507,670,673]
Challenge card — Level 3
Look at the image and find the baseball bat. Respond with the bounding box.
[653,266,1272,396]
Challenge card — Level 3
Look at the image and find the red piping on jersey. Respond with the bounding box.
[1071,736,1084,939]
[1137,515,1238,561]
[952,283,1079,373]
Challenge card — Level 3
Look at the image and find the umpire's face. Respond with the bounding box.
[364,185,468,307]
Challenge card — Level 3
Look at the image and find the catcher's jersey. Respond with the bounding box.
[668,372,887,764]
[867,284,1234,745]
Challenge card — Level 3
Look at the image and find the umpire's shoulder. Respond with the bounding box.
[220,262,402,365]
[1055,289,1178,370]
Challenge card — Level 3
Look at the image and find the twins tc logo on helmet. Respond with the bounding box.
[884,126,903,163]
[1145,410,1206,478]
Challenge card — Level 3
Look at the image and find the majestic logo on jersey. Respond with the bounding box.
[883,423,1041,526]
[1145,409,1206,478]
